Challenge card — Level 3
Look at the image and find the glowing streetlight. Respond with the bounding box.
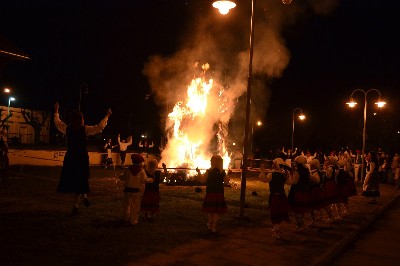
[213,1,236,15]
[8,96,15,115]
[251,120,263,152]
[213,0,291,218]
[4,88,11,94]
[346,89,386,181]
[291,108,305,151]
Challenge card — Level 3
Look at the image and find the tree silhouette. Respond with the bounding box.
[0,107,12,131]
[21,108,49,144]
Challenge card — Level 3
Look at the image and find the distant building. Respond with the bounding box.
[1,106,50,144]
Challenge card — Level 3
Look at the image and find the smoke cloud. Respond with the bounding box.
[142,0,338,168]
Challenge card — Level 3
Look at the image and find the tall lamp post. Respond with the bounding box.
[213,0,291,217]
[251,120,262,153]
[291,108,305,151]
[8,97,15,115]
[346,89,386,181]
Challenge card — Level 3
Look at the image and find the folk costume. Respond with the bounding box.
[197,155,227,233]
[117,134,132,167]
[309,159,324,224]
[362,152,380,203]
[260,158,291,239]
[54,104,110,215]
[140,159,167,220]
[119,154,152,225]
[288,155,312,230]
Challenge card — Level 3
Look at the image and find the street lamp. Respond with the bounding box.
[251,120,262,152]
[291,108,305,151]
[346,89,386,181]
[213,0,291,217]
[8,97,15,115]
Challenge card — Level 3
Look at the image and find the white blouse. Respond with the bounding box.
[54,113,108,136]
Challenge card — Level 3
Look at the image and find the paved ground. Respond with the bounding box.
[333,196,400,265]
[132,183,400,266]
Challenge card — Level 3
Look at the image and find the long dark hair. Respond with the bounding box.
[70,111,84,129]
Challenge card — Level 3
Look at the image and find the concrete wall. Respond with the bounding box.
[8,149,157,167]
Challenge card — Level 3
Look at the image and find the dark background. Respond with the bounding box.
[0,0,399,153]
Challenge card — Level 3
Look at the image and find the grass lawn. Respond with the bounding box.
[0,166,278,265]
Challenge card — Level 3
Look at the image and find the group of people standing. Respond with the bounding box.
[53,102,167,222]
[118,154,167,225]
[258,150,381,239]
[103,137,156,168]
[103,134,133,168]
[52,102,226,233]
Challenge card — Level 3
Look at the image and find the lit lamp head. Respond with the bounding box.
[282,0,293,4]
[256,120,262,126]
[4,88,11,94]
[375,98,386,108]
[212,0,236,15]
[9,97,15,102]
[346,97,357,108]
[298,114,305,120]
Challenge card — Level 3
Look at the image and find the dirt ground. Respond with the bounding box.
[1,167,400,266]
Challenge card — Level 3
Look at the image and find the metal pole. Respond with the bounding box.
[361,93,367,182]
[251,122,254,153]
[239,0,255,218]
[349,88,382,182]
[291,111,295,151]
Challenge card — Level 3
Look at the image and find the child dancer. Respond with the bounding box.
[259,158,292,239]
[119,153,153,226]
[140,159,168,221]
[288,155,312,231]
[196,155,227,233]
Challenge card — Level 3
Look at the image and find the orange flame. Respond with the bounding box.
[161,64,231,175]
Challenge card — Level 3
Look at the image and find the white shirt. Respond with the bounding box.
[118,136,132,152]
[54,113,108,136]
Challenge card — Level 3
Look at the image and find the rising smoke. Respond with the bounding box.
[142,0,338,168]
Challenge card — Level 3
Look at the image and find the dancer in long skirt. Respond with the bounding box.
[322,156,339,222]
[140,159,168,221]
[309,159,325,225]
[335,157,357,218]
[288,155,312,231]
[196,155,227,233]
[362,151,380,204]
[53,102,111,215]
[259,158,292,239]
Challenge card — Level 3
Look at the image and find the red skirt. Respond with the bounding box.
[269,193,290,224]
[290,191,311,213]
[202,193,227,214]
[343,177,357,197]
[323,179,338,205]
[310,186,324,210]
[140,191,160,213]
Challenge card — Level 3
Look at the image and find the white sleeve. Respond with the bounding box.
[85,116,108,136]
[54,113,67,135]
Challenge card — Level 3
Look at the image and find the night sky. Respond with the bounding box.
[0,0,399,152]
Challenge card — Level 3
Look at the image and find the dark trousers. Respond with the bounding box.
[120,151,127,164]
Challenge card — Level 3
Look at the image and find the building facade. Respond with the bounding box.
[1,106,50,144]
